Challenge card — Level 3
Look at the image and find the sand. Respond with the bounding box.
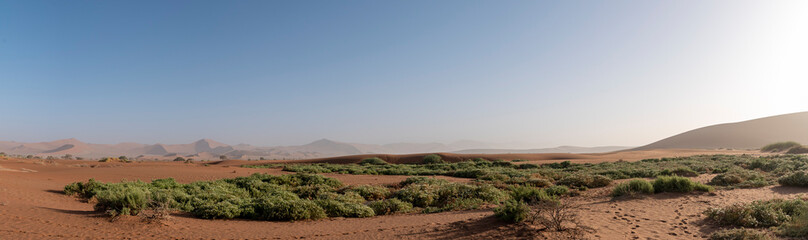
[0,149,800,239]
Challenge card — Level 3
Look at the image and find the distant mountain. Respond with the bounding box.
[634,111,808,150]
[453,146,631,154]
[0,138,629,161]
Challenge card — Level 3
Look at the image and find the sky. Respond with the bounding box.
[1,0,807,148]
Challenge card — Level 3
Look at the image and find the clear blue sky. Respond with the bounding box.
[1,0,806,147]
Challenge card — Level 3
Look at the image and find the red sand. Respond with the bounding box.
[2,149,800,239]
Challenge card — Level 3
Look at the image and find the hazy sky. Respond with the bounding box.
[1,1,806,148]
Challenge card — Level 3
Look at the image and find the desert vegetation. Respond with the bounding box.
[63,174,514,221]
[704,198,808,238]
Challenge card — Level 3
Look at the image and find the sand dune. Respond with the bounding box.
[635,111,808,150]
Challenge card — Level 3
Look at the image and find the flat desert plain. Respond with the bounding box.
[2,149,806,239]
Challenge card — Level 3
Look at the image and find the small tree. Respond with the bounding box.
[173,157,186,162]
[63,154,73,160]
[219,155,227,160]
[119,156,128,161]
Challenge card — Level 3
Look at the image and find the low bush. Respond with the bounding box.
[314,199,375,218]
[779,206,808,237]
[778,172,808,187]
[94,184,151,217]
[345,185,390,201]
[249,197,327,221]
[368,198,413,215]
[422,154,446,164]
[494,200,530,223]
[708,228,769,240]
[611,179,655,197]
[710,169,769,188]
[556,174,612,188]
[543,185,569,196]
[704,198,808,228]
[359,157,388,165]
[64,178,106,199]
[394,180,507,212]
[508,185,554,204]
[653,176,712,193]
[761,142,803,152]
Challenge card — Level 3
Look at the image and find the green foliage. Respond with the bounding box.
[249,197,327,221]
[494,200,530,223]
[94,183,151,217]
[710,169,769,188]
[359,157,388,165]
[611,179,655,197]
[778,172,808,187]
[704,198,808,228]
[557,174,612,188]
[508,185,554,204]
[394,180,506,212]
[761,142,803,152]
[422,154,446,164]
[368,198,413,215]
[314,199,375,218]
[709,228,769,240]
[345,185,391,201]
[543,185,569,196]
[652,176,712,193]
[780,206,808,237]
[64,178,106,199]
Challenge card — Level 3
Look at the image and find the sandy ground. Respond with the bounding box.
[1,149,801,240]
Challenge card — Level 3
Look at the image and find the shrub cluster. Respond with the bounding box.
[556,174,612,188]
[761,142,803,152]
[653,176,713,193]
[494,200,530,223]
[704,198,808,233]
[778,172,808,187]
[709,169,769,188]
[611,179,655,197]
[709,228,769,240]
[359,157,388,165]
[64,174,511,221]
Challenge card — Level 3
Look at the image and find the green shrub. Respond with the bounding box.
[660,167,699,177]
[422,154,446,164]
[709,228,769,240]
[704,199,808,228]
[395,181,506,211]
[94,184,151,217]
[710,169,768,188]
[249,198,327,221]
[314,199,375,218]
[543,185,569,196]
[345,185,391,201]
[611,179,655,197]
[778,172,808,187]
[653,176,712,193]
[359,157,388,165]
[191,197,246,219]
[508,185,554,204]
[761,142,803,152]
[368,198,413,215]
[780,206,808,237]
[400,176,449,186]
[64,179,106,199]
[557,174,612,188]
[292,184,338,199]
[395,183,441,207]
[494,200,530,223]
